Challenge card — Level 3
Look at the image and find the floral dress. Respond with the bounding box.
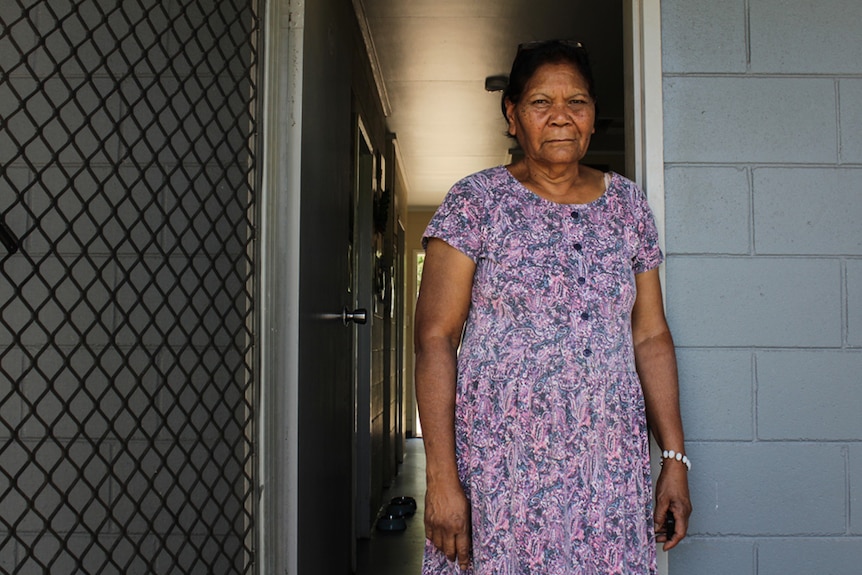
[422,166,663,575]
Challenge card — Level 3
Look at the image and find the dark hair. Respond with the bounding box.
[501,40,597,124]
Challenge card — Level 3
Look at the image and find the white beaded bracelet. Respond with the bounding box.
[661,449,691,471]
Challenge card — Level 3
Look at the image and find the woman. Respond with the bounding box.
[414,40,692,574]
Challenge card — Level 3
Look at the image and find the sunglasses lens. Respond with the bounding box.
[517,39,584,53]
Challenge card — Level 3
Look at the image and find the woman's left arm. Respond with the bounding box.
[631,268,692,550]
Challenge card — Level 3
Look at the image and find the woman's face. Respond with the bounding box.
[505,61,596,167]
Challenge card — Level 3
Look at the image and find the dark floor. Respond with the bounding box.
[356,437,426,575]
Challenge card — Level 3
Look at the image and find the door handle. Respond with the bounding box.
[342,307,367,325]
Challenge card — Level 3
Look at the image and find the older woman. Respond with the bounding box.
[414,40,692,574]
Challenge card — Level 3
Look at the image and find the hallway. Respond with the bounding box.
[357,438,427,575]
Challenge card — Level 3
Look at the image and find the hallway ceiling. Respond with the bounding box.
[356,0,626,208]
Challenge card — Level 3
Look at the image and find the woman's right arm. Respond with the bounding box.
[414,237,476,571]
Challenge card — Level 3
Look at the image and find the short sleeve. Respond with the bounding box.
[627,180,664,274]
[422,174,487,262]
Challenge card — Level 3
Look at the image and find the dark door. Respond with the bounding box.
[295,0,358,573]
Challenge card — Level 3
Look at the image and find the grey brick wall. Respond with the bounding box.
[661,0,862,573]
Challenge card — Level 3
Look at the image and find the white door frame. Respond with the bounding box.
[258,0,304,574]
[257,1,667,573]
[625,0,666,249]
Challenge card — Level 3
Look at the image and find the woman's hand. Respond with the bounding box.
[425,479,472,570]
[653,461,692,550]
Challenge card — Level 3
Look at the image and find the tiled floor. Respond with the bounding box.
[356,438,427,575]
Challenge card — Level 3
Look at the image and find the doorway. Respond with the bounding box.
[258,1,667,574]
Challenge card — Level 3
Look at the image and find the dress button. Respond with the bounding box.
[577,277,586,285]
[580,312,590,321]
[571,211,579,219]
[583,348,592,357]
[574,242,582,251]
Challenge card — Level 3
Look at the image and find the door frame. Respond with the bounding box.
[258,1,304,574]
[625,0,667,257]
[352,114,376,543]
[257,1,667,573]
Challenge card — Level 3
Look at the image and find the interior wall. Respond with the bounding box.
[660,1,862,573]
[350,0,403,536]
[393,150,416,440]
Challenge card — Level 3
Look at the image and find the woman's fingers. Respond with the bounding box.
[424,485,472,568]
[664,506,689,550]
[428,522,471,567]
[442,533,457,562]
[430,517,470,562]
[656,498,691,550]
[456,532,472,570]
[439,530,471,569]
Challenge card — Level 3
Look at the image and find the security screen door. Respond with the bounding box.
[0,1,260,573]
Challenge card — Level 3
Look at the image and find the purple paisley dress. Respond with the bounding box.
[422,166,662,575]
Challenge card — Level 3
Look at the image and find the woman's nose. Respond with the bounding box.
[548,104,573,124]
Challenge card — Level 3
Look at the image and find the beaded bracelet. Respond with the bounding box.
[661,449,691,471]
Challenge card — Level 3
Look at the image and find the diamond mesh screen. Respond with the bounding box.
[0,1,259,573]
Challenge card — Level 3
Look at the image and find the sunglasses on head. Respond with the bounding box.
[516,39,585,55]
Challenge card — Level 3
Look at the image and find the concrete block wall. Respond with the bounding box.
[661,0,862,573]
